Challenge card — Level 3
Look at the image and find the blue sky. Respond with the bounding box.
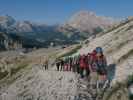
[0,0,132,24]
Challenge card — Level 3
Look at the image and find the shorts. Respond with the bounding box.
[97,68,107,75]
[90,72,98,85]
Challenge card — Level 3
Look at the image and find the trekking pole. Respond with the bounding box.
[103,79,110,90]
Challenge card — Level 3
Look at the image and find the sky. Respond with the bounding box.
[0,0,133,25]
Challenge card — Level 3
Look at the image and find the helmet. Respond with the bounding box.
[95,47,103,53]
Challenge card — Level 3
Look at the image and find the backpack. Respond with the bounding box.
[88,52,98,71]
[80,55,87,69]
[96,55,107,75]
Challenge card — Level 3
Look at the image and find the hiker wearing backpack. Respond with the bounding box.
[43,56,49,70]
[95,47,107,89]
[71,56,76,72]
[79,54,88,78]
[64,57,69,71]
[72,55,80,73]
[69,57,73,71]
[56,59,60,71]
[85,55,90,77]
[60,59,64,71]
[88,50,98,89]
[76,55,81,74]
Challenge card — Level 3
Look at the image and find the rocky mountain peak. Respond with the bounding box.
[65,10,114,33]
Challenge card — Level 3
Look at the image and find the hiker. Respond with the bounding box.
[76,55,81,74]
[56,59,60,71]
[72,56,78,72]
[79,54,88,78]
[64,62,68,71]
[95,47,107,89]
[88,50,99,90]
[65,57,71,71]
[84,55,90,77]
[69,57,73,71]
[60,59,64,71]
[43,56,49,70]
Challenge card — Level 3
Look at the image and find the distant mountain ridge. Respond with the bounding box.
[0,11,115,36]
[0,11,115,49]
[0,15,56,33]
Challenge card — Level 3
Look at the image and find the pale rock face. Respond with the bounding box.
[65,11,114,33]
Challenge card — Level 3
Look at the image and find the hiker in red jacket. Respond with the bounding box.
[88,50,98,90]
[79,54,88,78]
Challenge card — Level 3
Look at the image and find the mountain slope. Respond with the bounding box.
[78,17,133,83]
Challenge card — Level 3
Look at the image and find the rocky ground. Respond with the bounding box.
[0,67,78,100]
[0,63,110,100]
[0,45,86,100]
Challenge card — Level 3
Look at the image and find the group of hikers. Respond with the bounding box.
[41,47,109,90]
[55,47,108,89]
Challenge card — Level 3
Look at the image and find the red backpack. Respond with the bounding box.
[88,50,98,72]
[80,55,87,69]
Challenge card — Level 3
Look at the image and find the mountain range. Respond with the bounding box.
[0,11,115,49]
